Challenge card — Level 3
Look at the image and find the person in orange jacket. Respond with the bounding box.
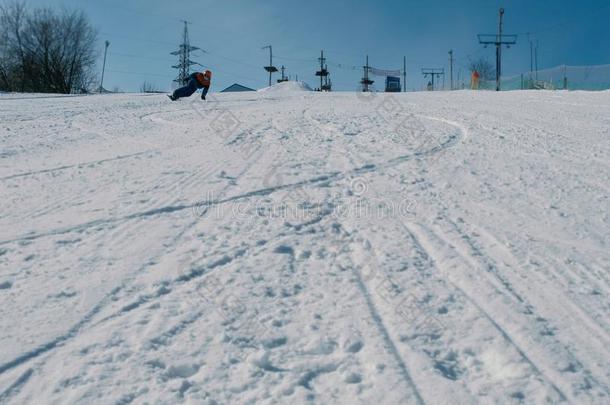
[471,70,480,90]
[169,70,212,101]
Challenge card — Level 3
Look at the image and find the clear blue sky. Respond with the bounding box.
[22,0,610,92]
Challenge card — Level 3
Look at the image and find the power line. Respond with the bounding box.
[95,2,610,92]
[201,50,260,70]
[275,55,315,63]
[108,51,175,63]
[107,52,261,85]
[106,69,172,78]
[100,30,410,88]
[100,32,176,47]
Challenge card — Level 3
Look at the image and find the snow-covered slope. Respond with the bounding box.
[0,88,608,404]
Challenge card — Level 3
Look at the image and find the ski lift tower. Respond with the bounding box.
[316,50,331,91]
[262,45,278,87]
[322,75,332,92]
[421,68,444,91]
[277,65,289,83]
[171,21,200,86]
[360,55,374,92]
[478,8,517,91]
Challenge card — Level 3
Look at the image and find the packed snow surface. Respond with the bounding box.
[0,87,609,404]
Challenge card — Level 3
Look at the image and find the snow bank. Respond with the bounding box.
[257,80,313,93]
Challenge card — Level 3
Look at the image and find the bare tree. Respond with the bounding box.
[0,16,10,90]
[469,58,494,81]
[0,1,98,93]
[0,1,28,91]
[140,81,160,93]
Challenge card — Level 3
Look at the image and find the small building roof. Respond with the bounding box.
[221,83,256,93]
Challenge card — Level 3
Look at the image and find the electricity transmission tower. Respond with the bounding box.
[171,21,200,86]
[421,68,444,91]
[478,8,517,91]
[262,45,278,87]
[316,50,331,91]
[360,55,374,92]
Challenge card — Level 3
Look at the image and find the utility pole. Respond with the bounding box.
[448,49,454,90]
[527,32,534,88]
[171,21,200,86]
[99,40,110,93]
[403,56,407,92]
[478,8,517,91]
[360,55,374,92]
[497,10,503,91]
[262,45,278,87]
[527,32,534,78]
[421,68,444,91]
[535,40,539,80]
[316,50,331,91]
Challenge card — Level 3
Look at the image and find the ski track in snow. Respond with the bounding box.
[0,88,609,404]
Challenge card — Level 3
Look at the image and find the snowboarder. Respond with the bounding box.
[169,70,212,101]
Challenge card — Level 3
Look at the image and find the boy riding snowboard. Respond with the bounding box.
[169,70,212,101]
